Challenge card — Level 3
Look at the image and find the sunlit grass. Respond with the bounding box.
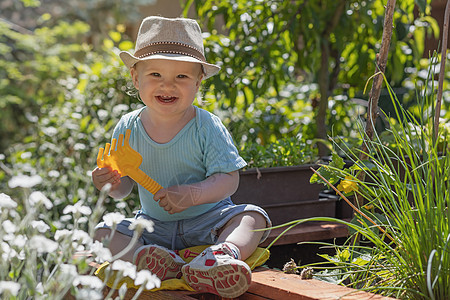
[288,66,450,299]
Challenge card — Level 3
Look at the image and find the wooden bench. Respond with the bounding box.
[72,220,366,299]
[260,220,350,247]
[99,267,396,299]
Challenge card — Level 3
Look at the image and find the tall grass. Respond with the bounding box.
[290,61,450,299]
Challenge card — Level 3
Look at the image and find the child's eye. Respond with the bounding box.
[177,74,188,78]
[149,72,160,77]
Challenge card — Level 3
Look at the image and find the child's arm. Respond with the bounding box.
[153,170,239,214]
[92,167,134,199]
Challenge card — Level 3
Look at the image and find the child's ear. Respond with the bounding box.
[130,66,139,89]
[196,74,203,88]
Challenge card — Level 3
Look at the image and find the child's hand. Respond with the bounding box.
[153,185,201,214]
[92,167,122,192]
[153,172,240,214]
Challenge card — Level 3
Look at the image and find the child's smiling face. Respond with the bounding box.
[131,59,203,117]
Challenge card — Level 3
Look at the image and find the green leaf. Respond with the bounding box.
[119,41,134,51]
[109,31,121,43]
[21,0,41,7]
[310,152,345,185]
[414,0,427,13]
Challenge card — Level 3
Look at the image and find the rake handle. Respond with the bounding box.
[127,168,163,195]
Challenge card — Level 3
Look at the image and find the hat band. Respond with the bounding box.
[134,42,206,62]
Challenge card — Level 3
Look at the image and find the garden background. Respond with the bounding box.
[0,0,449,299]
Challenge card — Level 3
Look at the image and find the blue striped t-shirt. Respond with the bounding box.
[111,106,247,221]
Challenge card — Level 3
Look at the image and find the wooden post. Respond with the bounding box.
[355,0,396,206]
[433,0,449,143]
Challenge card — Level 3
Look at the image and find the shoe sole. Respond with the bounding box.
[135,246,184,280]
[182,263,251,298]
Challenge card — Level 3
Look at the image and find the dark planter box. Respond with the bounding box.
[232,165,337,225]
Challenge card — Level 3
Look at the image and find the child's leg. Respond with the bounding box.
[94,227,185,280]
[181,211,267,298]
[94,228,143,262]
[216,211,267,259]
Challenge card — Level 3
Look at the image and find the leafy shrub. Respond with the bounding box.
[239,135,318,169]
[0,18,163,297]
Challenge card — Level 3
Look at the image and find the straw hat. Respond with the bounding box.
[119,16,220,79]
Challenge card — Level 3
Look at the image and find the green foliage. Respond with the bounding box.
[184,0,438,152]
[0,18,141,229]
[0,17,158,298]
[0,2,448,298]
[0,19,89,153]
[300,65,450,298]
[239,135,318,169]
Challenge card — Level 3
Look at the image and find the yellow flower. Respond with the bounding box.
[363,204,374,210]
[337,176,358,194]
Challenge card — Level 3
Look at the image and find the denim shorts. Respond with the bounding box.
[96,198,272,250]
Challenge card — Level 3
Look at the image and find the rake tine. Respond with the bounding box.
[104,143,111,157]
[124,129,131,146]
[117,133,124,150]
[97,147,105,167]
[111,137,117,153]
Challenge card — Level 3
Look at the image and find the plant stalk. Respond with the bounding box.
[356,0,396,206]
[310,167,396,244]
[433,0,450,143]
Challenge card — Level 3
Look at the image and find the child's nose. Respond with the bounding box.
[160,78,176,89]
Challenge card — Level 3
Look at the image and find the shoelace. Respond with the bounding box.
[174,249,200,259]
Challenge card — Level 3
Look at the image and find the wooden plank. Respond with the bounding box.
[86,267,396,300]
[260,221,350,247]
[101,286,201,299]
[247,267,396,300]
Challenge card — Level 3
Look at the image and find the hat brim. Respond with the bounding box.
[119,51,220,79]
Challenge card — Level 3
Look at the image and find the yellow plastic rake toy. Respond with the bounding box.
[97,129,163,194]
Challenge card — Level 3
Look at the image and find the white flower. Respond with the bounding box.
[54,229,72,241]
[29,191,53,209]
[73,275,104,289]
[134,270,161,290]
[60,215,72,222]
[76,289,103,300]
[111,260,137,279]
[78,216,88,224]
[60,264,78,277]
[2,233,14,242]
[77,188,86,200]
[8,174,42,188]
[90,240,112,262]
[0,193,17,209]
[0,281,20,296]
[29,236,58,254]
[72,229,92,245]
[1,242,18,260]
[128,218,154,233]
[103,212,125,227]
[11,234,27,248]
[63,201,92,215]
[17,249,25,260]
[31,220,50,233]
[43,126,58,136]
[20,152,32,159]
[112,104,129,115]
[74,143,86,150]
[48,170,60,177]
[97,109,109,120]
[2,220,16,234]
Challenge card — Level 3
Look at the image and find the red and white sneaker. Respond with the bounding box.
[181,243,251,298]
[134,244,186,280]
